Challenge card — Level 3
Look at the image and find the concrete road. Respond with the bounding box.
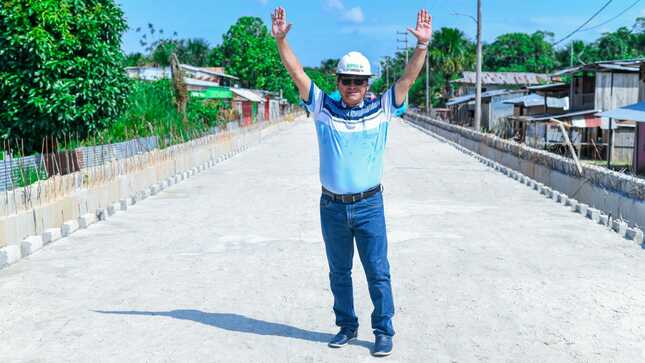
[1,118,645,363]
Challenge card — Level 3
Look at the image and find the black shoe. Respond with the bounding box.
[328,328,357,348]
[372,334,393,357]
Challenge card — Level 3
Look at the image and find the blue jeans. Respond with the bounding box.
[319,190,395,337]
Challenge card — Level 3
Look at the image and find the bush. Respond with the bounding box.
[0,0,130,153]
[100,80,224,146]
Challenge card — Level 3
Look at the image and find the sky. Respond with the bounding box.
[118,0,645,71]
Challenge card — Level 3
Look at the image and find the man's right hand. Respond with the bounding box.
[271,7,292,40]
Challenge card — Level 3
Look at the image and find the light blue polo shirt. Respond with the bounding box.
[302,82,405,194]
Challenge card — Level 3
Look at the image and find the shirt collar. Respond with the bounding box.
[340,99,365,109]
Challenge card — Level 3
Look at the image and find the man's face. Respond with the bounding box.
[337,76,369,107]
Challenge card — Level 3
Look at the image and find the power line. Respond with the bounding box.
[580,0,641,32]
[552,0,614,46]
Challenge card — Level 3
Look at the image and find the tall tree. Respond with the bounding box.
[483,31,557,73]
[429,28,475,99]
[208,17,297,102]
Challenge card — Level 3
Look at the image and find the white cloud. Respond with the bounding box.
[342,7,364,24]
[326,0,344,11]
[258,0,268,4]
[324,0,364,24]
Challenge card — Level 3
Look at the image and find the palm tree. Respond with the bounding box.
[429,28,475,101]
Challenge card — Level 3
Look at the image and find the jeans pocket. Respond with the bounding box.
[361,193,383,210]
[320,195,333,208]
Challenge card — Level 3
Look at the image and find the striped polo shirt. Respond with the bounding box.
[302,82,405,194]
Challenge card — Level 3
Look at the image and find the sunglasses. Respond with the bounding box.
[339,78,368,86]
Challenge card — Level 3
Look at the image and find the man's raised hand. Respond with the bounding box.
[271,7,292,40]
[407,9,432,44]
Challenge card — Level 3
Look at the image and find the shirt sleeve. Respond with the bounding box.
[301,81,324,117]
[381,85,407,119]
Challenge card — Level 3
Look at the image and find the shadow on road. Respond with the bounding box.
[93,309,372,349]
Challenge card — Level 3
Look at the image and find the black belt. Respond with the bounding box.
[322,184,383,203]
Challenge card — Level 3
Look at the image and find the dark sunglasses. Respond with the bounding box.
[339,78,368,86]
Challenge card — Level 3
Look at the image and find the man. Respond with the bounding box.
[272,6,431,357]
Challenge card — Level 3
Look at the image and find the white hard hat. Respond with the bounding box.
[336,51,372,77]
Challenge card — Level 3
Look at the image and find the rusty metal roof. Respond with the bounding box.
[454,71,550,85]
[551,58,645,77]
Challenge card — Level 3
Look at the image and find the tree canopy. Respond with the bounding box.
[208,17,298,102]
[0,0,130,152]
[483,31,556,73]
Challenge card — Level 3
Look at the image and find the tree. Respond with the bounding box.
[0,0,130,153]
[595,27,639,61]
[182,39,210,66]
[429,28,475,99]
[483,31,557,73]
[208,16,298,102]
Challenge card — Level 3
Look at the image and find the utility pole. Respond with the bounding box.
[425,50,430,114]
[397,31,409,104]
[382,57,390,89]
[474,0,483,131]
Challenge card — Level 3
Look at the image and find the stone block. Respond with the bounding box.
[569,200,578,212]
[586,208,601,223]
[576,203,588,216]
[79,213,97,229]
[43,228,62,244]
[612,220,628,237]
[62,220,80,237]
[21,236,44,257]
[0,244,21,267]
[598,214,609,226]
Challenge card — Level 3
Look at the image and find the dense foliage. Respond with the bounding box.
[0,0,130,153]
[208,17,298,102]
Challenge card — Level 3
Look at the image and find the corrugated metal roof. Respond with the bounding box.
[502,94,568,109]
[551,58,645,76]
[184,78,220,88]
[526,82,567,91]
[454,71,550,85]
[446,89,514,106]
[596,101,645,122]
[180,64,239,80]
[231,88,264,102]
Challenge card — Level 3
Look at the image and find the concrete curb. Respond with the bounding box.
[0,119,299,271]
[405,118,645,248]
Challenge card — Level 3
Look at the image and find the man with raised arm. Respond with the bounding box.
[271,6,432,357]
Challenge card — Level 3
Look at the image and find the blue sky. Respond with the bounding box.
[118,0,645,69]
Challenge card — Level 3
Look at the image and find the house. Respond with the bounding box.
[453,71,551,96]
[502,94,569,144]
[446,89,525,130]
[178,64,239,88]
[505,59,643,161]
[230,88,264,126]
[597,101,645,174]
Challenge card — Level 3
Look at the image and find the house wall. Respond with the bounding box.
[611,127,635,164]
[595,72,640,112]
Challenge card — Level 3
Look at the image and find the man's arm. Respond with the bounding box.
[272,7,312,102]
[394,9,432,107]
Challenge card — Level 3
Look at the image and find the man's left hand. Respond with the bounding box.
[407,9,432,44]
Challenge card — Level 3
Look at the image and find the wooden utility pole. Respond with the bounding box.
[397,31,410,104]
[474,0,483,131]
[425,51,430,114]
